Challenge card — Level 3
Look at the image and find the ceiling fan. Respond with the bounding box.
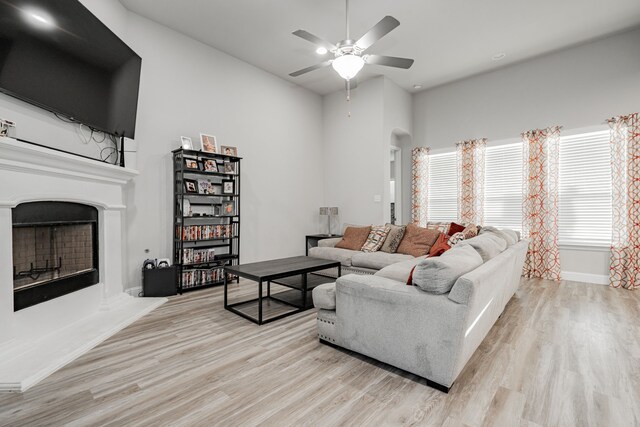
[289,0,414,85]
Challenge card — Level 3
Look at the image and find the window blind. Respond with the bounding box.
[484,142,523,231]
[428,152,457,222]
[559,130,612,246]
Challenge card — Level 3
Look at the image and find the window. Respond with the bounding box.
[559,130,612,246]
[427,152,457,222]
[484,142,523,231]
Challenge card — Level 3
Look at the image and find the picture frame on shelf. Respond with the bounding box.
[180,136,193,150]
[184,157,200,170]
[200,133,217,153]
[184,178,198,194]
[183,199,192,217]
[202,159,218,172]
[221,146,238,157]
[222,200,235,216]
[223,161,236,174]
[222,180,234,195]
[198,179,216,194]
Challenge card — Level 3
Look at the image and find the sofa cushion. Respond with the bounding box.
[458,233,506,262]
[312,282,336,310]
[335,226,371,251]
[380,224,406,253]
[479,226,514,246]
[374,256,427,282]
[317,237,342,248]
[462,224,479,239]
[351,251,414,270]
[308,246,355,267]
[396,223,440,257]
[412,245,483,294]
[361,225,391,252]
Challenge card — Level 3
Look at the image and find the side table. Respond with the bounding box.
[306,234,342,255]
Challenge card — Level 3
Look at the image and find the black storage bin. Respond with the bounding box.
[142,266,177,297]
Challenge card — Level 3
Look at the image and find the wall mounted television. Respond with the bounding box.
[0,0,141,138]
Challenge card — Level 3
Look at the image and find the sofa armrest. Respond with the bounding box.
[317,237,342,248]
[335,274,467,387]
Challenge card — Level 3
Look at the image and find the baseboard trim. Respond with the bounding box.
[561,271,608,285]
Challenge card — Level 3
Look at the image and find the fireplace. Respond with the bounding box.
[12,202,99,311]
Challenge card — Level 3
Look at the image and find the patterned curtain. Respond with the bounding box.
[608,113,640,289]
[411,147,430,226]
[522,126,562,281]
[457,139,486,224]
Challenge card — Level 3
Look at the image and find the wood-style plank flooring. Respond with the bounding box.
[1,277,639,426]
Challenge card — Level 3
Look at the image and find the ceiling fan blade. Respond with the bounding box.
[289,61,332,77]
[364,54,414,69]
[354,16,400,51]
[292,30,337,51]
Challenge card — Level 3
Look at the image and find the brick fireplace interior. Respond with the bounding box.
[12,202,99,311]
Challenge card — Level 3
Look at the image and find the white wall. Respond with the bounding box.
[412,27,640,281]
[1,0,325,290]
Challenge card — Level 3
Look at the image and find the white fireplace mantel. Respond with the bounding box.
[0,137,166,392]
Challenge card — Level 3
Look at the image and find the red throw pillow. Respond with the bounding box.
[429,233,451,257]
[447,222,466,235]
[406,265,416,286]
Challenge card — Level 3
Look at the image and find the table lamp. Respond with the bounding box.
[319,207,339,235]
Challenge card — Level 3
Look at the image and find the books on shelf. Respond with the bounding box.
[177,224,238,241]
[181,267,224,288]
[182,248,216,264]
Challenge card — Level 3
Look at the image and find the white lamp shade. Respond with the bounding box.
[331,54,365,80]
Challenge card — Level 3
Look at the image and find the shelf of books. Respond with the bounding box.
[172,148,241,293]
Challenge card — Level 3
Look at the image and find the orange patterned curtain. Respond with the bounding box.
[522,126,562,281]
[457,139,486,224]
[411,147,430,226]
[608,113,640,289]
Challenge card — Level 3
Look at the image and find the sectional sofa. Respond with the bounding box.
[312,228,528,392]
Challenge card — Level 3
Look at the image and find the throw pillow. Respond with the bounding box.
[447,222,466,235]
[335,226,371,251]
[480,226,516,246]
[380,224,406,253]
[412,245,483,294]
[448,232,466,246]
[361,225,391,252]
[462,224,478,239]
[429,233,451,257]
[396,223,440,257]
[458,233,506,262]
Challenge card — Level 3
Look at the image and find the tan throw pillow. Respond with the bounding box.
[380,224,406,253]
[335,226,371,251]
[462,224,478,239]
[361,225,391,252]
[396,223,440,257]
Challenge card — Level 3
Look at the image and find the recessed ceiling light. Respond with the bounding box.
[492,52,506,61]
[316,47,328,55]
[22,8,56,29]
[413,84,422,89]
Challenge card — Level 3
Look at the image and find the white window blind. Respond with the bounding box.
[428,152,457,222]
[559,130,612,246]
[484,142,523,231]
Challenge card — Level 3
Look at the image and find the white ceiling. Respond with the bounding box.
[119,0,640,95]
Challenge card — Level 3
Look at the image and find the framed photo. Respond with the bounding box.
[202,159,218,173]
[184,179,198,194]
[221,146,238,157]
[184,158,200,170]
[182,199,192,217]
[222,180,234,195]
[200,134,217,153]
[180,136,193,150]
[222,201,235,216]
[224,161,236,174]
[198,179,216,194]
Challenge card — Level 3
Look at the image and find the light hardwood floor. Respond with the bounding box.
[1,277,639,426]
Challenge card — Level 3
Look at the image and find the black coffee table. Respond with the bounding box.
[224,256,341,325]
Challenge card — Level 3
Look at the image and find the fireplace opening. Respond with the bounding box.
[12,202,99,311]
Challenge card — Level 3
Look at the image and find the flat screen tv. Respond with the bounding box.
[0,0,141,138]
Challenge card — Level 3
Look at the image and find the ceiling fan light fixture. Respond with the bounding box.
[331,54,365,80]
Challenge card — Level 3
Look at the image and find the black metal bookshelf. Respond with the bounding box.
[172,148,241,293]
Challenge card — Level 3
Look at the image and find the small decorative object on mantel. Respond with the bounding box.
[319,207,339,235]
[180,136,193,150]
[0,118,16,137]
[200,133,217,153]
[221,146,238,157]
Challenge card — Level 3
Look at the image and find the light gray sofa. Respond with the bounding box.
[312,233,528,392]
